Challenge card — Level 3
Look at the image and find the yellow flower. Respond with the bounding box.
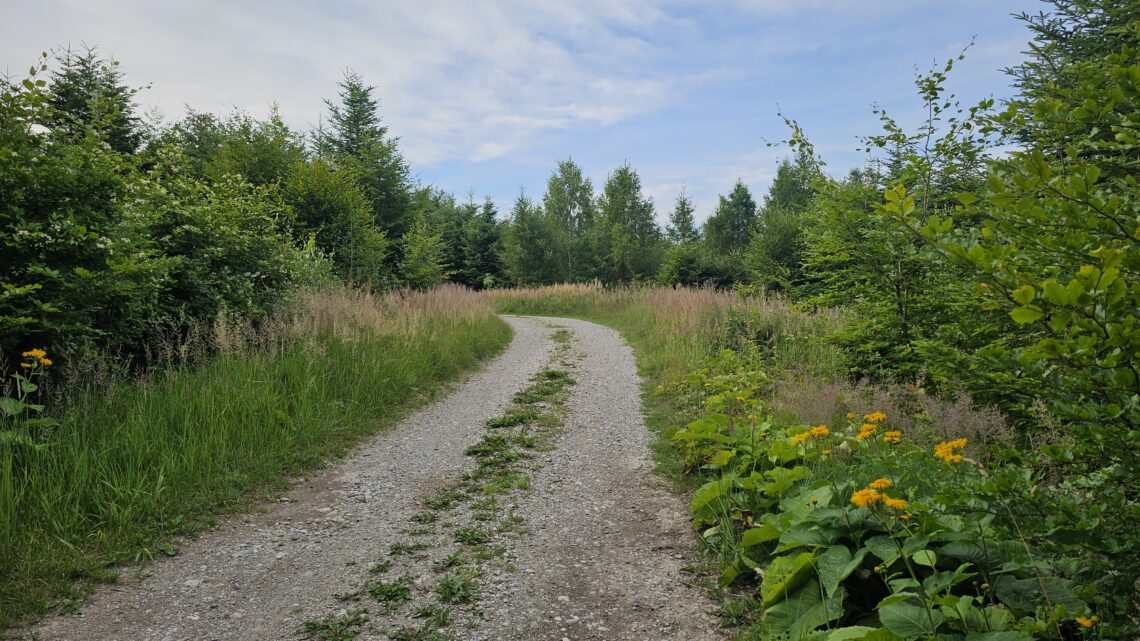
[846,412,855,419]
[735,395,745,402]
[883,496,909,510]
[810,497,819,504]
[39,357,52,367]
[934,438,968,463]
[863,411,887,423]
[873,565,882,572]
[791,431,811,444]
[809,425,830,438]
[882,430,902,444]
[856,423,877,440]
[822,449,832,455]
[850,488,881,507]
[21,348,47,359]
[1075,616,1095,629]
[20,363,32,369]
[869,478,892,490]
[899,514,911,521]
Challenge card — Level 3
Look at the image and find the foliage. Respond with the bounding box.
[400,219,453,290]
[0,286,510,629]
[47,46,141,154]
[668,348,1099,640]
[704,181,758,256]
[667,189,699,245]
[591,163,663,283]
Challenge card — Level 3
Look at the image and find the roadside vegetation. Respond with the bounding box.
[490,3,1140,638]
[0,286,509,629]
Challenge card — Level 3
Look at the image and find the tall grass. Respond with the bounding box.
[0,284,511,629]
[488,283,848,479]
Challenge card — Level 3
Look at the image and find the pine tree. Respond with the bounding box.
[461,198,504,288]
[320,70,413,240]
[47,46,141,153]
[399,219,451,290]
[502,194,561,286]
[666,188,698,244]
[703,180,757,255]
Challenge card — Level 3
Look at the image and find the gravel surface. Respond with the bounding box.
[23,316,723,641]
[458,317,722,641]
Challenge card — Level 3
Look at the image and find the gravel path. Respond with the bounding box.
[459,317,721,641]
[24,316,721,641]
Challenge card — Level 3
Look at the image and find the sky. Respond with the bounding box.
[1,0,1043,225]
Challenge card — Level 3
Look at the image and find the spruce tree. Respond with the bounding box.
[666,188,698,244]
[47,46,140,153]
[703,180,757,255]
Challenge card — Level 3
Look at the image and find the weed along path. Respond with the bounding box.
[25,316,719,641]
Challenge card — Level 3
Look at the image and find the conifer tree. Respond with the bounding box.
[666,188,698,244]
[47,46,140,153]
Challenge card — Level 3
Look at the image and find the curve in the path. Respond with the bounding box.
[463,317,722,641]
[26,316,723,641]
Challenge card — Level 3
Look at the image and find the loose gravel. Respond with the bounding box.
[23,316,723,641]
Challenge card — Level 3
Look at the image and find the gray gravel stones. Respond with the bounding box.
[23,315,723,641]
[25,317,553,641]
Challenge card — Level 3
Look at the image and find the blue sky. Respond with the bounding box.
[2,0,1042,224]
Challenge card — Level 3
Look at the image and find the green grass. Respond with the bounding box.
[0,286,512,630]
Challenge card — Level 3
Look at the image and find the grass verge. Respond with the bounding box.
[0,284,512,631]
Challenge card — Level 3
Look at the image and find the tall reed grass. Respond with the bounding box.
[0,284,510,629]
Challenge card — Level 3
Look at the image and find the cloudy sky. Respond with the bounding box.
[2,0,1041,223]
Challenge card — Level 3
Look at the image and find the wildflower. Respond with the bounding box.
[21,348,47,359]
[882,430,902,444]
[791,431,811,444]
[899,514,911,521]
[822,449,832,455]
[810,497,819,504]
[809,425,830,438]
[934,438,968,463]
[20,363,31,369]
[39,357,52,367]
[1075,616,1095,629]
[846,412,855,420]
[850,488,881,508]
[873,565,882,572]
[883,496,909,510]
[869,478,892,490]
[856,423,877,440]
[863,411,887,423]
[735,395,745,402]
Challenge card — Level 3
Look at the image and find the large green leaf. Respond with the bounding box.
[964,633,1033,641]
[865,535,901,566]
[992,575,1084,613]
[816,545,868,598]
[762,578,845,638]
[741,524,783,547]
[879,602,944,638]
[824,627,879,641]
[691,474,735,512]
[761,551,817,606]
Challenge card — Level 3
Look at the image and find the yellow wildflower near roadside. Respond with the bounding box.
[863,411,887,423]
[934,438,968,463]
[883,496,908,510]
[791,424,830,444]
[869,478,892,490]
[856,423,877,440]
[850,488,881,507]
[882,430,902,444]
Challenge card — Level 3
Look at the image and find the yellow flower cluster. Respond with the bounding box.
[856,423,877,440]
[934,438,968,463]
[21,348,52,367]
[1075,615,1098,629]
[850,478,908,511]
[791,424,830,444]
[882,430,902,444]
[864,411,887,423]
